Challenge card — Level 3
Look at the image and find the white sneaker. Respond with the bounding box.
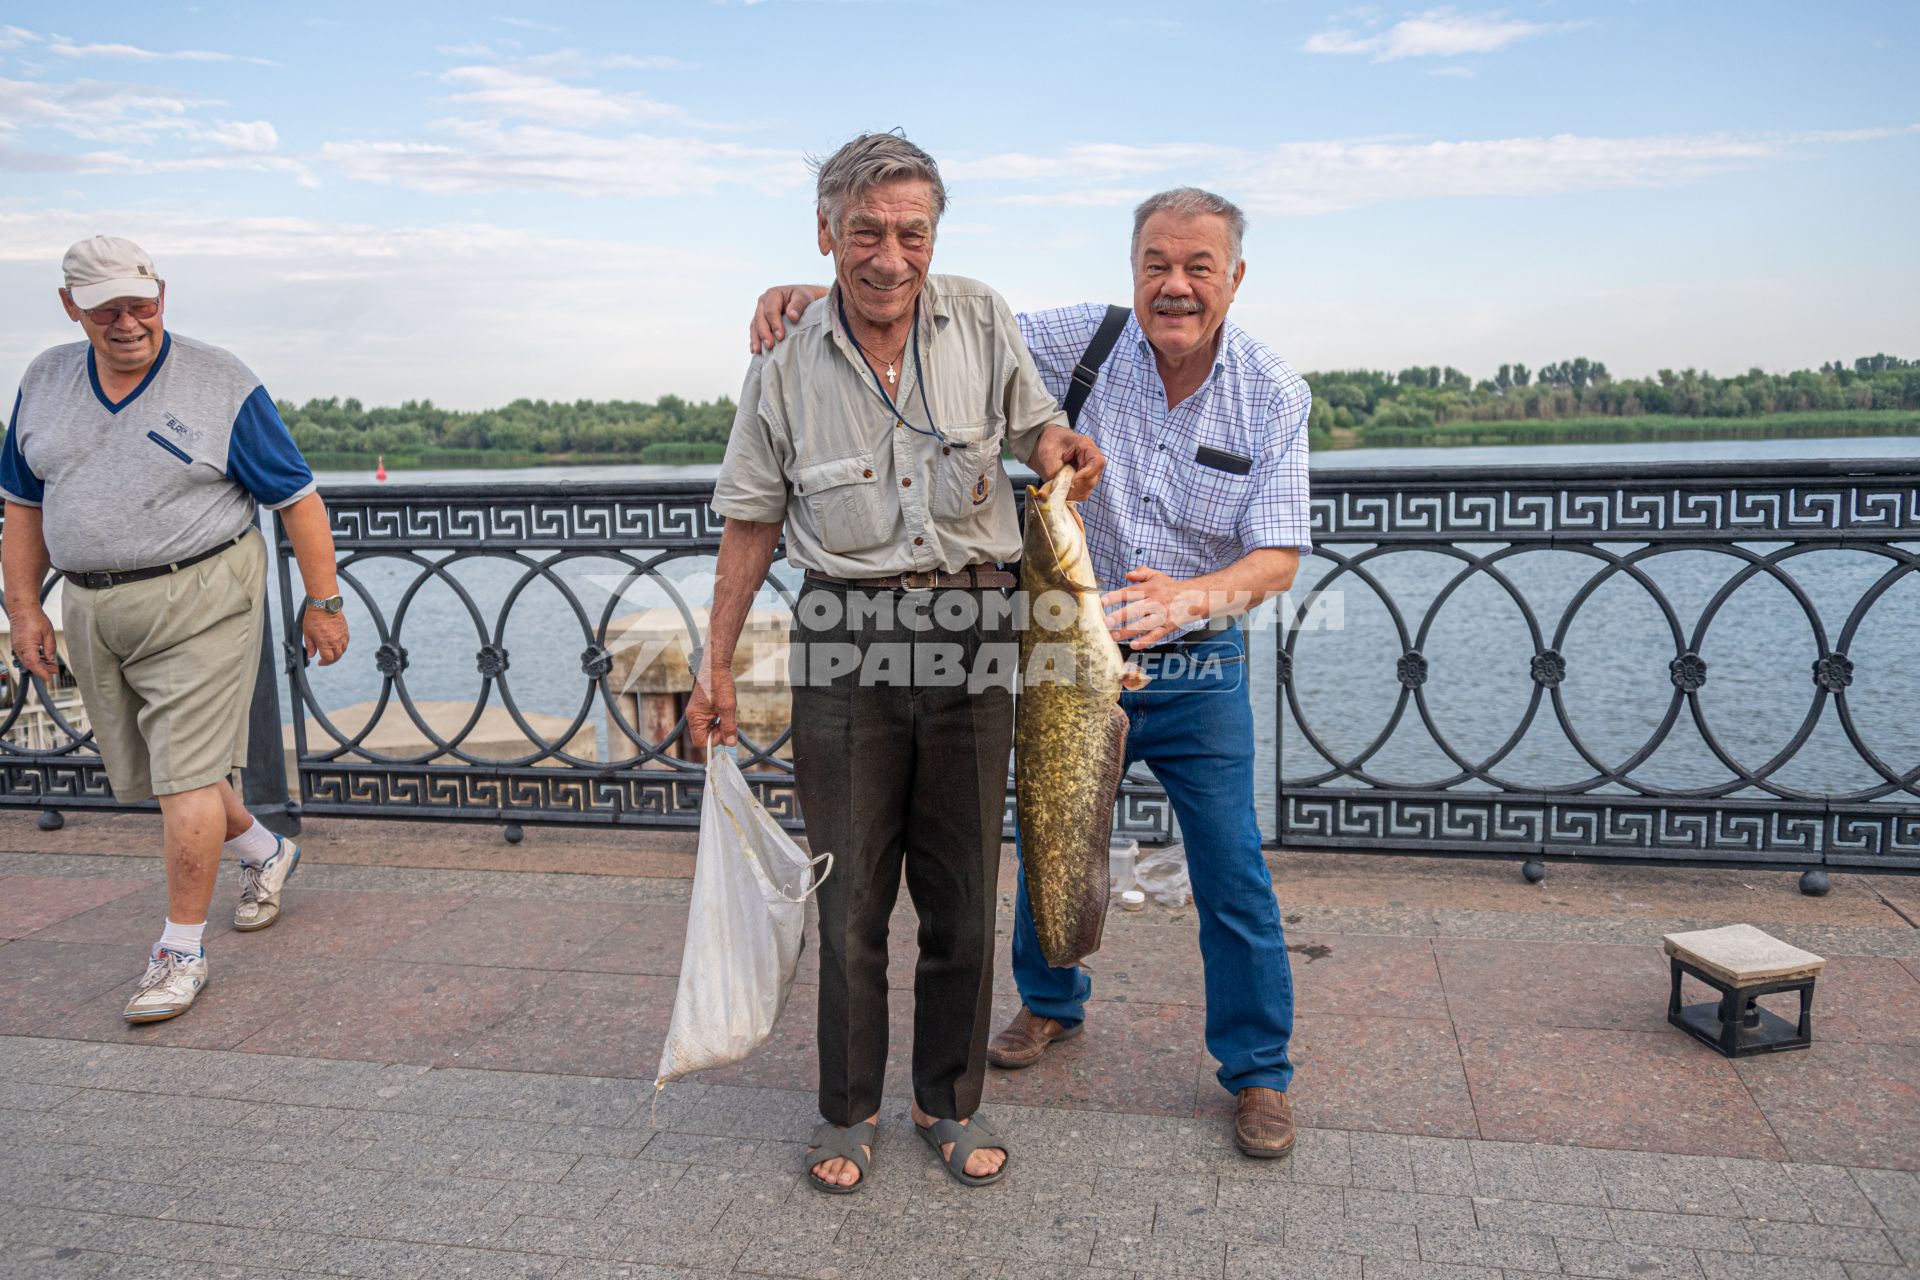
[233,837,300,932]
[123,948,209,1023]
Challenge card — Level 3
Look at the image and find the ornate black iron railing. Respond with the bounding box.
[1276,458,1920,870]
[268,480,1174,840]
[4,460,1915,873]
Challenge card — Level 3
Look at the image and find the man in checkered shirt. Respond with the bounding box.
[751,187,1312,1159]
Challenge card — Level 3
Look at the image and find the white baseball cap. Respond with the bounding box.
[62,236,161,310]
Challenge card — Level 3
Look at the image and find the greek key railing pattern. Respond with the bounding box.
[1311,459,1920,543]
[7,460,1916,870]
[277,482,1174,840]
[1278,459,1920,868]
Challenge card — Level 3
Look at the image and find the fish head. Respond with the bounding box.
[1024,465,1100,593]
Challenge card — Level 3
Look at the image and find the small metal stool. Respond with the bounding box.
[1663,924,1825,1058]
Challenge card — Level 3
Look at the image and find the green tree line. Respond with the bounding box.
[1307,353,1920,447]
[277,354,1919,465]
[280,394,739,465]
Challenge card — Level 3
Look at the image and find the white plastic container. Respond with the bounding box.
[1120,889,1147,911]
[1108,837,1139,895]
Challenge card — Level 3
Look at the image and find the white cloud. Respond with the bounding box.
[441,63,679,124]
[322,120,801,197]
[1305,8,1564,61]
[0,76,308,183]
[954,126,1920,218]
[0,209,765,407]
[45,35,273,66]
[0,25,39,50]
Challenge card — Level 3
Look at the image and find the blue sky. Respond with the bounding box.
[2,1,1915,409]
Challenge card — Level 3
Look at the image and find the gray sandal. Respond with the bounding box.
[915,1114,1008,1187]
[805,1120,876,1194]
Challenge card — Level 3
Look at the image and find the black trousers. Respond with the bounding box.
[788,583,1016,1125]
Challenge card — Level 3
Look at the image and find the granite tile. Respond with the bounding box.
[378,895,629,970]
[228,889,472,961]
[1609,1207,1753,1253]
[1806,957,1920,1047]
[1226,1243,1362,1279]
[457,970,676,1078]
[1696,1254,1849,1280]
[1361,1263,1502,1280]
[987,996,1207,1118]
[1473,1198,1615,1241]
[0,875,147,940]
[1348,1132,1416,1192]
[568,905,694,977]
[459,1147,583,1183]
[1460,1027,1786,1160]
[1746,1221,1901,1264]
[0,941,149,1033]
[48,953,348,1052]
[1090,1231,1224,1278]
[1346,1189,1477,1230]
[1593,1150,1745,1216]
[1436,939,1670,1033]
[1194,1016,1476,1139]
[1414,1224,1561,1273]
[1553,1238,1704,1279]
[1737,1043,1920,1170]
[231,961,551,1066]
[1851,1170,1920,1232]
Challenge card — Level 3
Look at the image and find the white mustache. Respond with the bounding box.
[1152,298,1202,315]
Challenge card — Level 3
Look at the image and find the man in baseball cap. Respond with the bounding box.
[2,235,351,1024]
[62,235,163,309]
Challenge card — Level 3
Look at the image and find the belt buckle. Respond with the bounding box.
[899,571,932,592]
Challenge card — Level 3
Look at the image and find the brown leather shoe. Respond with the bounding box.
[985,1006,1083,1070]
[1234,1087,1296,1159]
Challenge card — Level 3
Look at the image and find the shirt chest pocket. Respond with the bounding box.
[1166,450,1256,541]
[930,420,1004,521]
[796,454,888,554]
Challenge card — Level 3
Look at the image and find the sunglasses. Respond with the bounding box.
[81,299,161,325]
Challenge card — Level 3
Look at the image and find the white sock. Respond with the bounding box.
[224,819,278,864]
[156,919,205,958]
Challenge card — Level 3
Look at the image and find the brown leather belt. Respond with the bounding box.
[58,532,248,591]
[806,564,1015,591]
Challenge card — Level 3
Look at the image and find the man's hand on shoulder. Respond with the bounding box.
[750,285,829,355]
[1030,425,1105,501]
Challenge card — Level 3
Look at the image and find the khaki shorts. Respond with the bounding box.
[60,530,267,802]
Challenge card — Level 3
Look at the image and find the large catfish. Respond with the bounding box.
[1015,465,1146,968]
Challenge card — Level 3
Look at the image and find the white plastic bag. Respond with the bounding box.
[1135,841,1191,907]
[655,746,831,1088]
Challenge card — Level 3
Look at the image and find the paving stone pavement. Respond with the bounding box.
[2,813,1918,1279]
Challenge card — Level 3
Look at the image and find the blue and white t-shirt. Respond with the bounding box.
[0,332,316,573]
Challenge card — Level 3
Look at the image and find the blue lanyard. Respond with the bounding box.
[836,289,945,443]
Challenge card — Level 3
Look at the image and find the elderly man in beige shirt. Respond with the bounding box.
[687,131,1101,1195]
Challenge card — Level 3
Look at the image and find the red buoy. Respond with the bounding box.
[375,455,388,482]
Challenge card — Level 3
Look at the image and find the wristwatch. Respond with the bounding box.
[305,594,345,615]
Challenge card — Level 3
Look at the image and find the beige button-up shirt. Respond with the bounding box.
[712,274,1066,577]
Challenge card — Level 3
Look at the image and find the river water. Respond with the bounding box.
[288,436,1920,837]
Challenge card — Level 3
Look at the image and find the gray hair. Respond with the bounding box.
[811,130,949,238]
[1131,187,1247,268]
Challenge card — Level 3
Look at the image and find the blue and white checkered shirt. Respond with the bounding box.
[1017,304,1313,602]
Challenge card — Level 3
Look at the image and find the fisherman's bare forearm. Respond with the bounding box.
[1186,548,1301,620]
[1,503,50,615]
[707,518,783,667]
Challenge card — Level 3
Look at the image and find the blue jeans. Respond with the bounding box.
[1010,622,1295,1095]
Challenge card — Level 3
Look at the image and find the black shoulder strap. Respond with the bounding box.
[1063,305,1130,429]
